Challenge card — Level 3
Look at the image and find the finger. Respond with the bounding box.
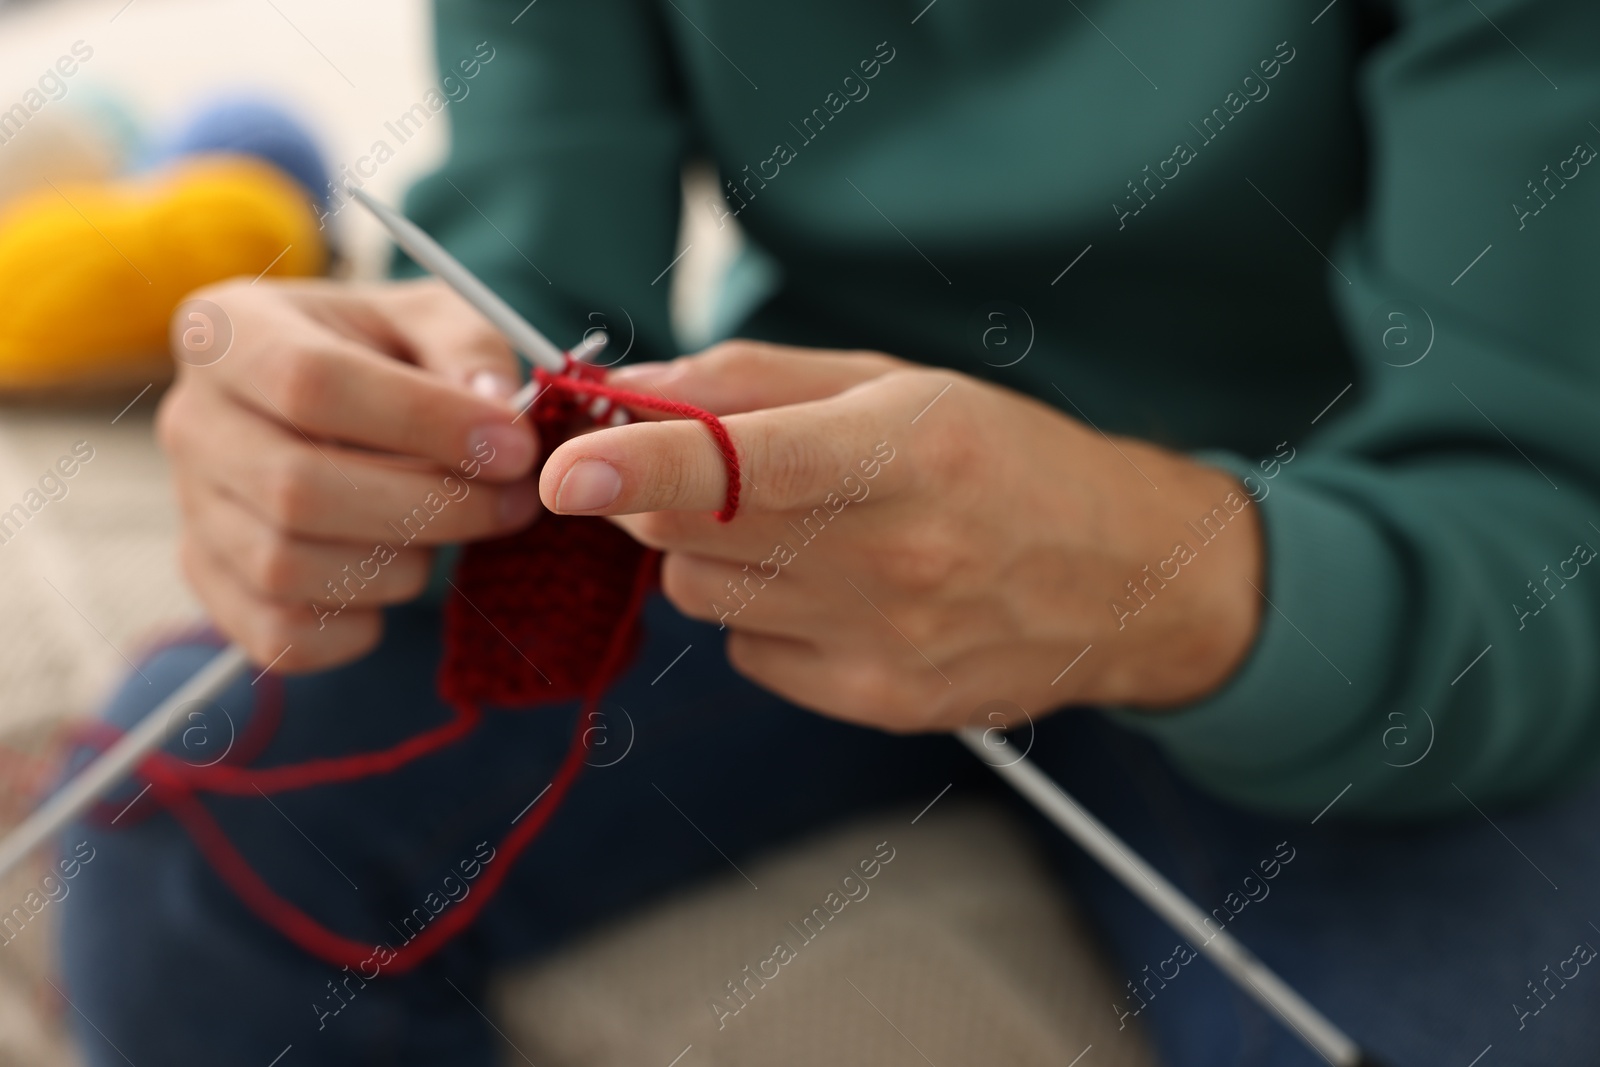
[168,390,541,542]
[721,633,879,726]
[180,482,433,606]
[279,278,516,390]
[179,533,382,672]
[541,385,903,516]
[723,634,947,733]
[659,552,823,637]
[609,510,802,561]
[369,280,525,400]
[608,340,903,415]
[205,290,534,479]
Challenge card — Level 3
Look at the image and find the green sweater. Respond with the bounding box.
[400,0,1600,819]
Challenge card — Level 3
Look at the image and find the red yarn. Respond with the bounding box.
[533,362,742,522]
[140,545,657,975]
[84,359,740,974]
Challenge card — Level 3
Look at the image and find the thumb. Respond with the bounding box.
[608,340,904,415]
[374,280,525,401]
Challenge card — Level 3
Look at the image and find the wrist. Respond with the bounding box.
[1088,448,1265,709]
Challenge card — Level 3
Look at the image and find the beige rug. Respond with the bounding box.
[495,799,1155,1067]
[0,394,192,1066]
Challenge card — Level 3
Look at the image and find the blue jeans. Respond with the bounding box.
[56,600,1600,1066]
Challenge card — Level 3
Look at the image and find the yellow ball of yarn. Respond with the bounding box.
[0,155,325,390]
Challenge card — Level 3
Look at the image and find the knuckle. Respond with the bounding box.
[402,283,501,349]
[195,277,247,303]
[387,554,431,601]
[841,663,911,729]
[896,610,945,656]
[183,279,245,322]
[900,372,983,470]
[268,349,332,422]
[894,365,958,392]
[463,490,517,538]
[880,526,963,594]
[261,453,321,530]
[657,554,716,618]
[759,433,832,507]
[251,607,306,662]
[335,611,384,661]
[724,632,765,679]
[658,560,696,614]
[875,674,945,733]
[644,440,699,510]
[696,339,761,373]
[153,385,190,457]
[171,478,203,524]
[403,276,453,308]
[858,350,907,375]
[176,535,207,595]
[248,535,304,598]
[838,348,906,380]
[390,563,428,604]
[715,340,781,383]
[386,376,437,436]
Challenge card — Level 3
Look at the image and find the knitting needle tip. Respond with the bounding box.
[568,330,609,363]
[348,186,567,374]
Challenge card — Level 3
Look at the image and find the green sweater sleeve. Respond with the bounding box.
[397,0,688,364]
[1120,0,1600,818]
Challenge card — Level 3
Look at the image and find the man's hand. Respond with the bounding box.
[542,341,1265,732]
[158,277,540,672]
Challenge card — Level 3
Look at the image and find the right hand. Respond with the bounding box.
[157,277,541,672]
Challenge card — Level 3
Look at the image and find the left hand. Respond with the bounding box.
[539,341,1264,733]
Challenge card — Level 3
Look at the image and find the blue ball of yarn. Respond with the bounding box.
[155,98,330,204]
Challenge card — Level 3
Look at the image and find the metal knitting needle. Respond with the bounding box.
[348,187,622,424]
[507,328,623,427]
[348,186,569,374]
[957,728,1384,1067]
[0,645,250,881]
[0,195,608,883]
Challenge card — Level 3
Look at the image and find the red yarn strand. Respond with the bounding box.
[82,360,741,974]
[534,368,742,522]
[139,547,660,974]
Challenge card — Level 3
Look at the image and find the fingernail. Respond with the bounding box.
[470,370,519,400]
[498,481,541,526]
[556,460,622,512]
[469,424,535,474]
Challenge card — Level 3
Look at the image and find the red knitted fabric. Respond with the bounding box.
[81,360,740,974]
[438,364,739,705]
[439,515,651,706]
